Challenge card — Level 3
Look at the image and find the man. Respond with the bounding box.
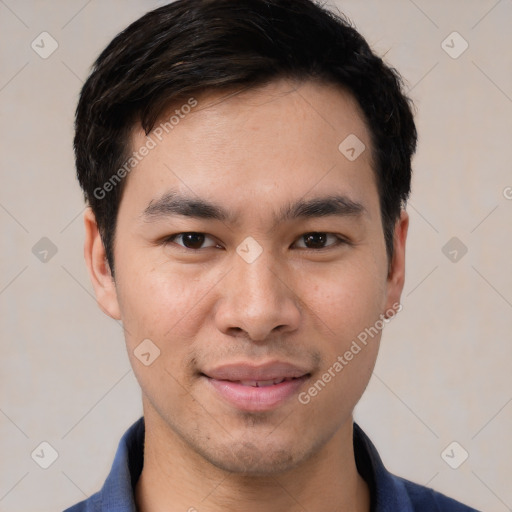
[64,0,479,510]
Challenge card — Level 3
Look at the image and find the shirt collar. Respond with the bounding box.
[353,422,414,511]
[94,417,414,512]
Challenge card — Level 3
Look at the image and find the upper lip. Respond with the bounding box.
[202,361,310,381]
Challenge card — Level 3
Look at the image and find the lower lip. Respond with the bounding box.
[205,376,309,412]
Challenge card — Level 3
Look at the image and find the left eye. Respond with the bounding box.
[164,232,218,250]
[294,232,343,249]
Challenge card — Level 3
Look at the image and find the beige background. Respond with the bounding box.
[1,1,511,511]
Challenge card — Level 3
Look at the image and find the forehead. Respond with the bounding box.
[121,78,378,223]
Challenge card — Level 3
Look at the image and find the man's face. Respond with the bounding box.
[88,79,407,474]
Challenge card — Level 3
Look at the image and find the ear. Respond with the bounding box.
[384,209,409,313]
[83,207,121,320]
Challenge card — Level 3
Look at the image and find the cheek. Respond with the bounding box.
[114,254,215,350]
[294,260,385,420]
[297,255,387,343]
[115,260,211,406]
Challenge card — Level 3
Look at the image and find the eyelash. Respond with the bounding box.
[161,232,350,251]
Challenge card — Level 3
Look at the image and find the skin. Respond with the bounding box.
[84,78,408,512]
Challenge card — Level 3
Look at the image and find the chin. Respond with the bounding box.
[201,442,302,475]
[190,426,329,476]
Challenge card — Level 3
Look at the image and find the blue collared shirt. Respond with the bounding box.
[63,417,480,511]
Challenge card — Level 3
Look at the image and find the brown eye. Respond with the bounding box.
[294,232,344,249]
[303,233,327,249]
[181,233,206,249]
[165,232,217,250]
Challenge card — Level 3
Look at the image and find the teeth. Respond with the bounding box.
[239,380,258,387]
[239,378,288,387]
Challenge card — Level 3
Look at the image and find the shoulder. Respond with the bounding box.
[352,423,480,511]
[396,475,481,511]
[62,491,101,512]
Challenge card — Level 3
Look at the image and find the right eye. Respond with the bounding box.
[162,232,220,250]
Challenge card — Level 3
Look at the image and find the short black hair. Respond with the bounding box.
[74,0,417,275]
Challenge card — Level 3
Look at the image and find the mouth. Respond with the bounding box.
[200,362,311,412]
[233,377,300,387]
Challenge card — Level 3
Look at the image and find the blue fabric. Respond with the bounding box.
[63,417,480,511]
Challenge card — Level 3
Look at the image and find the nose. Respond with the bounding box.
[214,251,301,342]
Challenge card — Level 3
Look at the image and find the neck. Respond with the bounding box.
[135,404,370,512]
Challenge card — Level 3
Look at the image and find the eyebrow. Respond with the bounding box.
[142,191,366,225]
